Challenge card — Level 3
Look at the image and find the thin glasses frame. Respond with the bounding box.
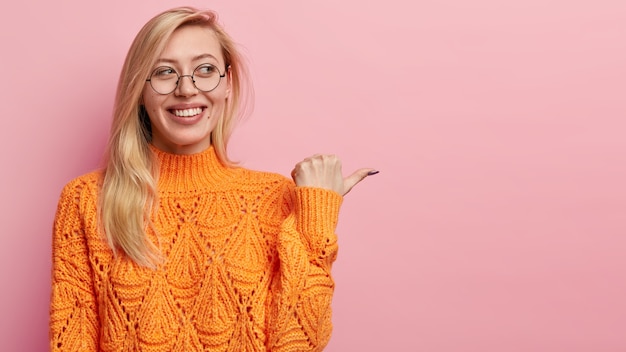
[146,63,228,95]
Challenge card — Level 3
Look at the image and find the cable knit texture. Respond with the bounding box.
[49,146,342,351]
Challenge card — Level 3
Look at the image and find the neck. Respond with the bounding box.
[149,144,235,192]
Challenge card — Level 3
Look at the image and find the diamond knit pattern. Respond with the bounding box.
[49,146,341,351]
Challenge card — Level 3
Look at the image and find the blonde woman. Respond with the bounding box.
[49,7,376,351]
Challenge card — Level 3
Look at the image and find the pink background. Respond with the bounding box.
[1,0,625,351]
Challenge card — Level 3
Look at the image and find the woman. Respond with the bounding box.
[49,7,376,352]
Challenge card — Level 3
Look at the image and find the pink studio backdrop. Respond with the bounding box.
[1,0,625,351]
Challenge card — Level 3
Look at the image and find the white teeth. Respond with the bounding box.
[173,107,202,117]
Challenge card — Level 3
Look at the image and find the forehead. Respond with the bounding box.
[159,25,224,64]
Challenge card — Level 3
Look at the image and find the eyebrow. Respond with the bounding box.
[156,53,219,65]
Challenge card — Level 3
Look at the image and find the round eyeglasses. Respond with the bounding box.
[146,63,228,95]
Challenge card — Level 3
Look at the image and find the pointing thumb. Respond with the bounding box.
[343,168,379,196]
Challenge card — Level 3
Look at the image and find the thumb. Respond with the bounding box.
[343,168,378,196]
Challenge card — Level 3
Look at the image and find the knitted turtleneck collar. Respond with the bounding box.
[149,144,236,192]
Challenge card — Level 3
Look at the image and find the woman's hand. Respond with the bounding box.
[291,154,378,196]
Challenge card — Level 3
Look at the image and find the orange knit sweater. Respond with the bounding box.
[49,146,342,351]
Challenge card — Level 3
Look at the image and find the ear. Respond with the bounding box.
[225,65,232,96]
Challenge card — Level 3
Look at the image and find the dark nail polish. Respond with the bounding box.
[367,170,380,176]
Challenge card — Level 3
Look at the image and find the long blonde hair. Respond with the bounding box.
[100,7,252,267]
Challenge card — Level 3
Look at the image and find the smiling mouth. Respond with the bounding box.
[171,107,204,117]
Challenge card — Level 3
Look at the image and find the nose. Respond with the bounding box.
[175,75,198,97]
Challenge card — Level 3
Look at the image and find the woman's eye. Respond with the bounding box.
[154,67,175,77]
[197,65,216,75]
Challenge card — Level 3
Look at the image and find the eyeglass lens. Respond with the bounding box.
[148,64,223,94]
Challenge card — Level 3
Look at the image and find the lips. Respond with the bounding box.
[171,107,204,117]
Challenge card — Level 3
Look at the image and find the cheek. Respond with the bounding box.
[205,93,227,113]
[210,87,230,106]
[208,100,227,119]
[142,91,165,116]
[142,85,157,105]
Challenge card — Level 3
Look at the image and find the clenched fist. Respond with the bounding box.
[291,154,378,196]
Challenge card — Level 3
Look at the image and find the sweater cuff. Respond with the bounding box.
[293,187,343,253]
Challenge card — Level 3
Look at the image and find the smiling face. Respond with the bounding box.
[142,25,230,154]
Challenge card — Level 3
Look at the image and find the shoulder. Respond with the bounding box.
[57,170,103,204]
[227,168,297,221]
[228,167,297,206]
[53,170,104,234]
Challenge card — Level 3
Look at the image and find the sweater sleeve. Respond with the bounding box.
[49,179,100,351]
[267,183,342,352]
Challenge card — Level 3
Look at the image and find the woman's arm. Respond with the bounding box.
[49,179,100,351]
[267,155,375,351]
[267,185,341,352]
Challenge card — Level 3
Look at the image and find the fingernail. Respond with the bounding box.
[367,170,380,176]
